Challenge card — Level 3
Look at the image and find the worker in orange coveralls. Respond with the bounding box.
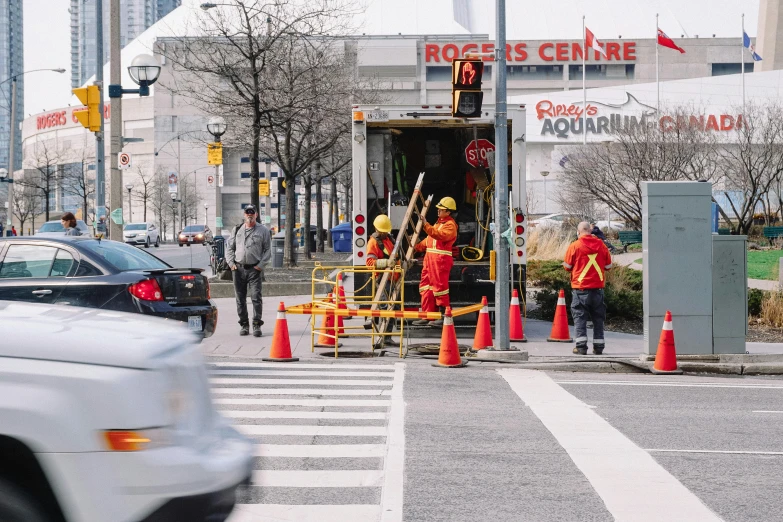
[412,197,458,327]
[366,215,396,272]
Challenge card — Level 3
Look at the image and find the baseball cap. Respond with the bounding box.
[244,205,257,214]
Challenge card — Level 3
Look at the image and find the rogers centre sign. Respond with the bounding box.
[36,105,111,131]
[425,41,637,63]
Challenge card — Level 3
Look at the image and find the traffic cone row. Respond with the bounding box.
[652,310,682,374]
[547,289,573,342]
[262,302,299,362]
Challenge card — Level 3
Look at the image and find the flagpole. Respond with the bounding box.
[742,13,746,112]
[656,13,660,115]
[583,15,587,145]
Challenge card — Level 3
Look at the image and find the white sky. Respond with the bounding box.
[25,0,761,114]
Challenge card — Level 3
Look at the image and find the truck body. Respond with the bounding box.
[350,104,528,310]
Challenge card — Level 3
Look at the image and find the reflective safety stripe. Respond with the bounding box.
[367,254,378,260]
[663,320,673,331]
[511,297,520,305]
[419,285,431,294]
[481,305,488,314]
[577,253,604,283]
[557,297,566,306]
[433,289,450,297]
[604,265,612,269]
[575,336,588,343]
[593,340,605,345]
[426,247,453,256]
[276,312,286,320]
[563,262,573,269]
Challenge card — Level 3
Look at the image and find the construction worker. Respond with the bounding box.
[366,215,395,271]
[412,197,458,327]
[563,221,613,355]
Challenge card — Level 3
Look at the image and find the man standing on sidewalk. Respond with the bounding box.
[563,221,612,355]
[226,205,272,337]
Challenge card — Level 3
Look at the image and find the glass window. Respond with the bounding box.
[712,63,753,76]
[124,224,147,231]
[184,225,205,232]
[38,222,65,233]
[0,245,57,278]
[78,240,169,272]
[75,260,102,277]
[50,249,76,277]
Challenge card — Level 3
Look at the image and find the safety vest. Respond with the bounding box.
[563,235,613,289]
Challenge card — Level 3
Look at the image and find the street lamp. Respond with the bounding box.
[2,68,66,228]
[125,183,134,223]
[207,116,227,234]
[540,171,550,214]
[109,54,161,98]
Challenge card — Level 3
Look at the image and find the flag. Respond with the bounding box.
[657,28,685,53]
[743,31,762,61]
[585,27,608,59]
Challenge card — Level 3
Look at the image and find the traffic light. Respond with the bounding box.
[72,85,101,132]
[451,60,484,118]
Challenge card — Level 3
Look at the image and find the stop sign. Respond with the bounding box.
[465,139,495,168]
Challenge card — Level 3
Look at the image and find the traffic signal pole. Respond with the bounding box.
[95,0,106,225]
[109,0,123,240]
[494,0,510,350]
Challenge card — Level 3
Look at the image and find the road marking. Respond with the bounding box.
[500,369,722,522]
[213,398,390,407]
[646,449,783,456]
[556,380,783,389]
[220,410,387,420]
[210,388,392,396]
[227,504,381,522]
[253,444,387,458]
[210,370,395,378]
[381,362,405,522]
[251,469,384,487]
[209,378,393,386]
[753,410,783,413]
[208,362,395,370]
[236,425,387,437]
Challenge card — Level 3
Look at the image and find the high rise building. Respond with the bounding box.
[0,0,23,176]
[69,0,180,89]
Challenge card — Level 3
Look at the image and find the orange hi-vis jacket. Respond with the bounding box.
[415,215,458,309]
[366,233,395,267]
[563,234,613,289]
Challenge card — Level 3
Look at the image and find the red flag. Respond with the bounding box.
[657,28,685,53]
[585,27,608,59]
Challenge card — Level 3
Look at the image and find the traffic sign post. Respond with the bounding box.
[259,179,270,196]
[465,139,495,168]
[118,152,132,170]
[208,175,214,185]
[207,143,223,165]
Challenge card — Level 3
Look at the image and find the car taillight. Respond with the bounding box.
[206,280,211,299]
[355,214,365,224]
[129,279,164,301]
[181,275,195,280]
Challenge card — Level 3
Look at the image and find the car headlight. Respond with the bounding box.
[139,232,146,236]
[196,234,204,239]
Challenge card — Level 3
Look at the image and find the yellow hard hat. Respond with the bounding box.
[436,196,457,211]
[373,214,392,233]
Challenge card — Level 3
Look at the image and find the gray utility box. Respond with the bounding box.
[643,182,713,355]
[712,235,747,354]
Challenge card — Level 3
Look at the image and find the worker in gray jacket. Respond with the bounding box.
[226,205,272,337]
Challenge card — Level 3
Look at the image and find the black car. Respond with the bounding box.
[0,237,216,337]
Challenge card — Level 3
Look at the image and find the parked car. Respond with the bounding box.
[179,224,214,247]
[123,222,160,248]
[0,300,253,522]
[530,213,625,231]
[0,237,217,337]
[35,219,91,237]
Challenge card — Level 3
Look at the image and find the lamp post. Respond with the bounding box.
[125,183,133,223]
[206,116,227,235]
[2,68,66,229]
[108,48,161,239]
[540,171,550,214]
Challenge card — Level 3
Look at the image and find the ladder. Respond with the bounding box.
[370,172,433,344]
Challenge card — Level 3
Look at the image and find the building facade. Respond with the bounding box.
[69,0,180,88]
[0,0,23,173]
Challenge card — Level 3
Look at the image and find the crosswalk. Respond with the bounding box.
[206,359,405,522]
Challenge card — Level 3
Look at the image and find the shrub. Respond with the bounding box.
[748,288,766,317]
[761,291,783,327]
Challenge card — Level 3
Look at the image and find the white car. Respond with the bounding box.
[530,213,624,230]
[124,222,160,248]
[35,220,92,237]
[0,301,253,522]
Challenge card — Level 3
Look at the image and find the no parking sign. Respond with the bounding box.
[118,152,132,170]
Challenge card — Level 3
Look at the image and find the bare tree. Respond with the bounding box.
[61,144,96,226]
[131,163,155,222]
[12,184,40,236]
[718,102,783,234]
[560,106,720,229]
[150,168,174,240]
[20,141,66,221]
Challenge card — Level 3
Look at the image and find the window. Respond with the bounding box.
[184,225,205,232]
[568,64,635,80]
[124,224,147,231]
[50,250,76,277]
[0,245,58,278]
[78,240,168,272]
[38,221,65,233]
[508,65,562,80]
[75,261,102,277]
[712,63,753,76]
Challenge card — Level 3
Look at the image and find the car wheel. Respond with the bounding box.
[179,243,183,247]
[0,478,48,522]
[145,238,150,248]
[154,236,160,247]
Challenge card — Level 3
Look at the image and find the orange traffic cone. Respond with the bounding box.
[547,289,573,342]
[334,293,345,335]
[433,307,466,368]
[652,311,683,374]
[314,293,343,348]
[337,273,351,320]
[473,296,493,350]
[262,302,299,362]
[509,289,526,342]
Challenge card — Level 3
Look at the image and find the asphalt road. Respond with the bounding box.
[148,242,212,274]
[204,355,783,522]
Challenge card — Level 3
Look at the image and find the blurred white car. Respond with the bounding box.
[530,213,624,230]
[0,301,252,522]
[35,219,91,237]
[593,220,625,231]
[123,222,160,248]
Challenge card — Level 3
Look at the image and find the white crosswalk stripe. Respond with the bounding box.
[206,359,405,522]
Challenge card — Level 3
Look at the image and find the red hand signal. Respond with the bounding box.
[460,62,477,85]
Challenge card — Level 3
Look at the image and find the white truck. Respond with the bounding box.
[0,301,252,522]
[350,104,528,310]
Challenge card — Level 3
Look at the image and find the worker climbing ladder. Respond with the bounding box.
[370,172,433,344]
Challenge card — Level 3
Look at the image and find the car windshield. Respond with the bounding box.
[124,224,147,231]
[38,222,65,232]
[79,240,169,271]
[184,225,204,232]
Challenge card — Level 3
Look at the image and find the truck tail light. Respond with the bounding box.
[129,279,164,301]
[515,213,524,223]
[515,225,524,235]
[356,226,365,236]
[355,214,365,224]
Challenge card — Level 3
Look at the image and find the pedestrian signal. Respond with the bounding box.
[451,60,484,118]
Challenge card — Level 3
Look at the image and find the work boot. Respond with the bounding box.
[573,345,587,355]
[239,326,250,336]
[412,319,431,326]
[593,344,604,355]
[253,327,262,338]
[429,306,446,327]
